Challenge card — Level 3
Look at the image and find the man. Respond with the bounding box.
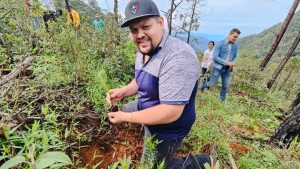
[200,28,241,101]
[105,0,202,167]
[92,14,105,34]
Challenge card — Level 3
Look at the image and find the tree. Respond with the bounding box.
[166,0,184,35]
[114,0,118,23]
[173,0,206,43]
[270,92,300,147]
[65,0,73,22]
[259,0,299,71]
[267,31,300,89]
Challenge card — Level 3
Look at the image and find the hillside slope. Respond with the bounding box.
[239,11,300,58]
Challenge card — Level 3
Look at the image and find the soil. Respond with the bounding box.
[78,123,143,169]
[229,142,251,154]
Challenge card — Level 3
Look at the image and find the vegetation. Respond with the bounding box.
[239,11,300,58]
[0,0,300,168]
[185,56,300,169]
[1,0,135,168]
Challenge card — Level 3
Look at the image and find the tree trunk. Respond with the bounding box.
[267,31,300,89]
[168,0,184,35]
[169,0,174,35]
[284,92,300,115]
[291,92,300,108]
[270,105,300,147]
[114,0,118,23]
[187,0,197,44]
[259,0,299,71]
[65,0,73,22]
[278,69,293,91]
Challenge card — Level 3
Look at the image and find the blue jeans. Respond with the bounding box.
[201,66,232,101]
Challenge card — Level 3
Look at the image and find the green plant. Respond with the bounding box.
[0,119,71,168]
[0,151,72,169]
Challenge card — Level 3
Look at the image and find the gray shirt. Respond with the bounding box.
[134,30,200,141]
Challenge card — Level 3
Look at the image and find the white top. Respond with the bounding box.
[38,0,56,12]
[226,44,232,62]
[201,49,214,68]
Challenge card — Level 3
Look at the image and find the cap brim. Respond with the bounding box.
[121,14,159,28]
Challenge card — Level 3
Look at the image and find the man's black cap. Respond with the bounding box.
[121,0,160,28]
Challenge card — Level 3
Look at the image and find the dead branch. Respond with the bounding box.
[0,50,40,86]
[238,134,269,143]
[1,82,14,97]
[229,153,238,169]
[0,33,5,45]
[12,93,44,116]
[0,9,11,19]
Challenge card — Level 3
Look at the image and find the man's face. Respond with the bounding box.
[129,17,164,55]
[228,32,240,43]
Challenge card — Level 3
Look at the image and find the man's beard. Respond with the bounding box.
[139,44,156,55]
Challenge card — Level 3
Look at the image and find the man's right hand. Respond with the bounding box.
[106,88,124,106]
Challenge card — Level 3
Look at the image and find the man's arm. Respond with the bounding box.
[106,79,138,105]
[108,104,185,125]
[213,42,227,66]
[232,45,238,64]
[120,79,138,97]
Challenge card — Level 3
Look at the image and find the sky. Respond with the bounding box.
[97,0,299,38]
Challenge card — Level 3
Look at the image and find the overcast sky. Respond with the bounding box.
[97,0,299,37]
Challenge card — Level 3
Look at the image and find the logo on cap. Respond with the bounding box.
[129,3,139,14]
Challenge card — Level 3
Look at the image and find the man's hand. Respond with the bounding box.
[106,88,124,106]
[226,61,235,67]
[229,65,234,72]
[108,111,131,124]
[226,61,235,72]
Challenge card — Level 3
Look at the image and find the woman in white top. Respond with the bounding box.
[200,41,215,76]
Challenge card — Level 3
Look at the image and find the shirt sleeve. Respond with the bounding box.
[232,45,238,63]
[159,50,200,105]
[213,42,227,66]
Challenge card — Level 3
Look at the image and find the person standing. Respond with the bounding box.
[92,14,105,34]
[200,41,215,82]
[200,28,241,101]
[104,0,216,168]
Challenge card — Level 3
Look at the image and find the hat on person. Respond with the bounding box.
[121,0,160,28]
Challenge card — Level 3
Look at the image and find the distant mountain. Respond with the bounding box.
[239,11,300,58]
[176,35,209,52]
[176,33,225,52]
[191,32,226,42]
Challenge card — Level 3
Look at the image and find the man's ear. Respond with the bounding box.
[159,17,164,28]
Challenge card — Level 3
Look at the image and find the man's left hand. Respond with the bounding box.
[229,65,234,72]
[108,111,131,124]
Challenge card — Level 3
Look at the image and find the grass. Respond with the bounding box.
[182,56,300,168]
